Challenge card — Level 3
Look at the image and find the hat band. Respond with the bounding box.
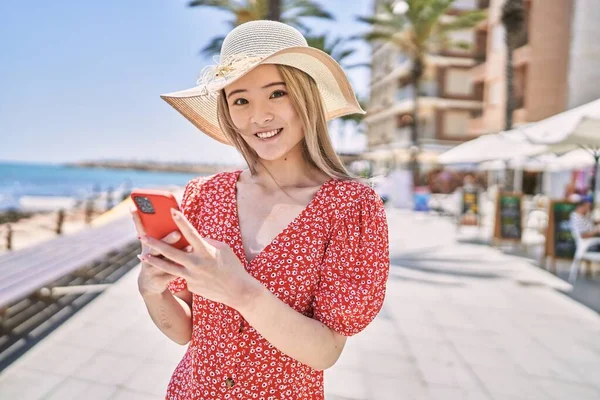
[196,54,264,98]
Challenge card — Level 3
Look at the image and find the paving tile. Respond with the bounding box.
[406,338,461,366]
[364,374,429,400]
[510,352,586,384]
[353,331,413,359]
[122,358,175,397]
[12,343,97,377]
[51,321,126,351]
[362,351,421,380]
[427,384,492,400]
[44,377,118,400]
[417,361,483,390]
[332,345,362,370]
[72,351,146,386]
[110,388,164,400]
[323,367,368,400]
[454,343,524,373]
[568,361,600,390]
[535,377,600,400]
[0,367,64,400]
[472,366,551,399]
[396,319,447,342]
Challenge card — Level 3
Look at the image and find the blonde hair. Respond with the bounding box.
[216,65,356,181]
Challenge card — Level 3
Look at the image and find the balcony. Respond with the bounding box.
[419,81,439,97]
[513,107,528,125]
[395,126,412,144]
[513,44,531,66]
[471,62,487,82]
[514,95,525,110]
[468,117,486,135]
[398,53,410,65]
[396,86,415,103]
[451,0,478,11]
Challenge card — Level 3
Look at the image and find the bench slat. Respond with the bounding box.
[0,217,137,308]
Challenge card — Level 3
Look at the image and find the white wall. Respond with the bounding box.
[567,0,600,109]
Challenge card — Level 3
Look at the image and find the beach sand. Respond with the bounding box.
[0,187,184,254]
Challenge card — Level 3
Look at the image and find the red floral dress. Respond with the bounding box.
[165,170,389,400]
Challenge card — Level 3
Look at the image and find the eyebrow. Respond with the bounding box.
[226,82,286,99]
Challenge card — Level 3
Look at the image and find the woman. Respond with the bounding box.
[131,20,389,399]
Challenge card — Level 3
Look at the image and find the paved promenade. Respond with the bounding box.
[1,208,600,399]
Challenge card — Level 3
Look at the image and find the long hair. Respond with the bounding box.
[216,65,356,181]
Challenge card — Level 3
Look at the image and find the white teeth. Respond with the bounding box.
[256,129,281,139]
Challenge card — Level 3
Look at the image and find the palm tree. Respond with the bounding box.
[188,0,334,56]
[501,0,526,131]
[268,0,280,20]
[356,0,486,184]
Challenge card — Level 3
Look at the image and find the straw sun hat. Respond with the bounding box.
[160,20,365,145]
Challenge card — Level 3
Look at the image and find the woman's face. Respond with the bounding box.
[224,64,304,161]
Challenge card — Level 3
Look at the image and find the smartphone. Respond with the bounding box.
[130,189,190,250]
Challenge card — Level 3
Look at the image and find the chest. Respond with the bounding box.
[235,186,318,264]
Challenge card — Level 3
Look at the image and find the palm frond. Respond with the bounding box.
[283,0,334,20]
[187,0,236,12]
[344,61,371,70]
[200,36,225,57]
[335,49,355,64]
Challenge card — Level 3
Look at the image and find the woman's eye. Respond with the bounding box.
[233,98,248,106]
[270,90,287,99]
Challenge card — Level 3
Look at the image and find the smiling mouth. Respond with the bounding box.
[255,128,283,139]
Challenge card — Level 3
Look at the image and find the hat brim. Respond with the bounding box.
[160,46,365,145]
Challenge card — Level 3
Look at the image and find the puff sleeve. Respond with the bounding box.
[167,176,205,294]
[312,186,390,336]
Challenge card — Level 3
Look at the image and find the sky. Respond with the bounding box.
[0,0,374,165]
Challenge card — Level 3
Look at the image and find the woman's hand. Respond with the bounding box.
[138,208,260,308]
[131,208,191,296]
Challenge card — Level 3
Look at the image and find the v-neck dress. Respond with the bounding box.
[165,170,389,400]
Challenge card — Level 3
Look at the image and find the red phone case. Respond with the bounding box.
[130,189,190,250]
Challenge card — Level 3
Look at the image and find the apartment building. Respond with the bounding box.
[364,0,486,172]
[470,0,600,134]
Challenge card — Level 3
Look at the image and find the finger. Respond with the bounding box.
[142,232,181,257]
[130,207,146,236]
[170,208,213,254]
[162,231,181,244]
[141,236,190,267]
[184,245,193,253]
[141,262,176,279]
[141,254,187,279]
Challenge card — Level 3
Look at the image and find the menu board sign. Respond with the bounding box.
[462,189,479,216]
[495,193,522,240]
[548,201,577,259]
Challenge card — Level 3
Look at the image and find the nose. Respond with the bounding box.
[250,100,274,125]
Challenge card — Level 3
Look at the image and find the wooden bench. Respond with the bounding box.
[0,216,137,309]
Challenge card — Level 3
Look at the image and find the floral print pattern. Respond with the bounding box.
[165,170,389,399]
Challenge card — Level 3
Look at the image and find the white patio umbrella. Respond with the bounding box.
[546,148,596,171]
[438,130,546,164]
[523,108,600,202]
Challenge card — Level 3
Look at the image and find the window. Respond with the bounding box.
[452,0,478,10]
[445,69,473,96]
[443,111,471,137]
[448,29,475,52]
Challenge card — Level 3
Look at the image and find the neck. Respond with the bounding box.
[250,145,323,189]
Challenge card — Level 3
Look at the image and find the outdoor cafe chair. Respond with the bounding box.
[569,225,600,283]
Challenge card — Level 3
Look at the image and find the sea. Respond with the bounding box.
[0,161,209,211]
